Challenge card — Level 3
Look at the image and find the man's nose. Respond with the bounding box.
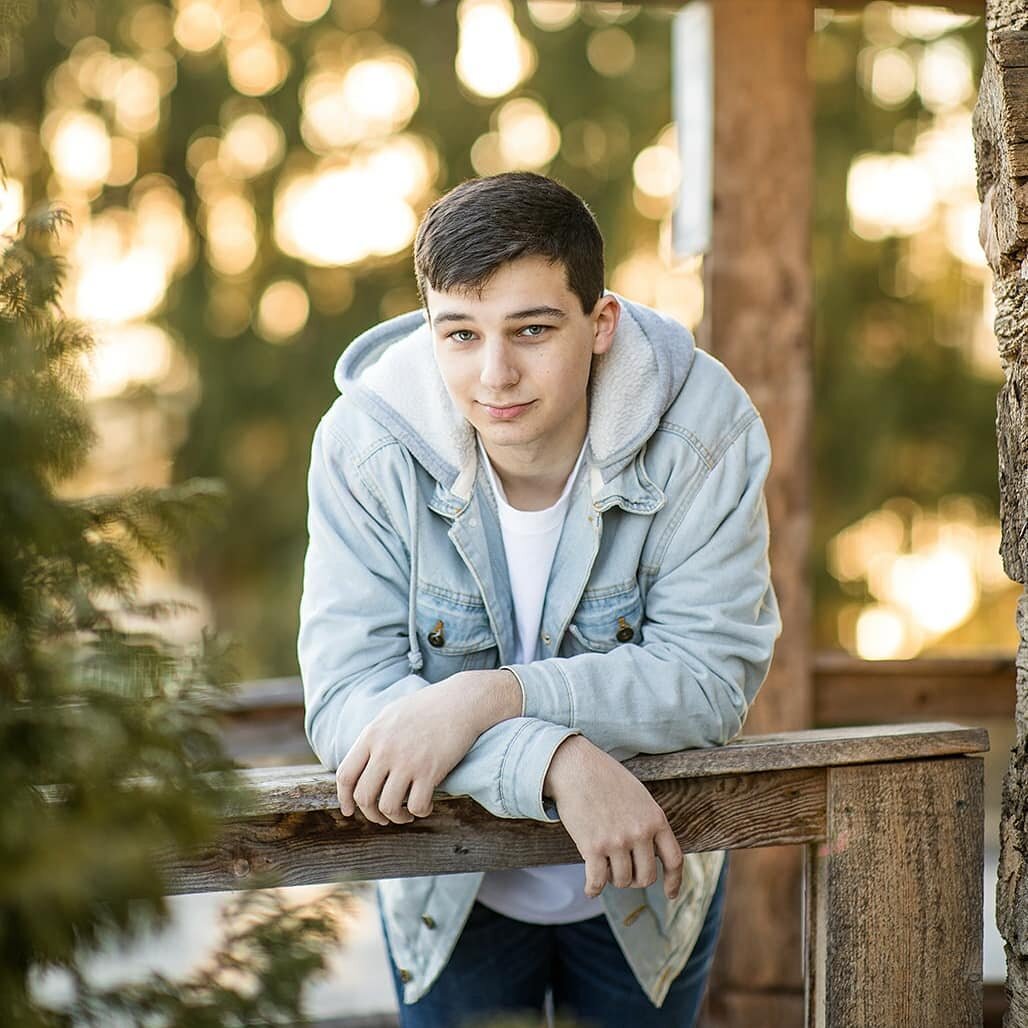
[479,337,519,391]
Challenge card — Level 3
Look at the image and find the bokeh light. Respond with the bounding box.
[847,153,936,239]
[526,0,578,31]
[47,110,112,190]
[204,191,259,275]
[85,323,176,399]
[256,279,310,342]
[456,0,535,99]
[496,98,560,170]
[227,38,291,96]
[301,54,419,151]
[220,112,286,178]
[281,0,332,23]
[173,1,223,54]
[0,179,25,236]
[274,163,417,266]
[586,27,635,77]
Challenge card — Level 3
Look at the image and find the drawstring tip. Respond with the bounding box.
[408,648,424,673]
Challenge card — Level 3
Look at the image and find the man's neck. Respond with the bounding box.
[480,430,587,512]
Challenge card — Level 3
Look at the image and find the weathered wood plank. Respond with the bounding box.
[157,767,827,895]
[806,758,984,1028]
[206,723,987,818]
[813,653,1015,723]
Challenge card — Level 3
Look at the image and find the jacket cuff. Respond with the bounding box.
[502,660,574,728]
[500,718,581,822]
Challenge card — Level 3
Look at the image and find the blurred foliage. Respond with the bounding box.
[0,205,349,1023]
[0,1,1008,677]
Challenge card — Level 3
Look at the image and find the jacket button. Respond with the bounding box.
[428,620,445,647]
[398,968,413,983]
[616,617,634,643]
[421,914,436,929]
[541,632,551,645]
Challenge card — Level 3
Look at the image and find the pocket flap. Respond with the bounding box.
[568,583,644,653]
[416,587,495,655]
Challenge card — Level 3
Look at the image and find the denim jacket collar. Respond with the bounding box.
[336,292,695,517]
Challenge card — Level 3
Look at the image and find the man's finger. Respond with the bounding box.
[405,779,435,819]
[335,742,370,816]
[584,854,608,899]
[655,826,684,900]
[631,841,658,889]
[353,761,390,826]
[608,848,633,890]
[378,771,415,824]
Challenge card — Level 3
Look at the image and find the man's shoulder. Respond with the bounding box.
[656,347,762,467]
[316,393,409,468]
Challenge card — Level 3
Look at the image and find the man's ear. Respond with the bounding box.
[591,294,620,356]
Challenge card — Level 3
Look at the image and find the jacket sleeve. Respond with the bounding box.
[297,415,581,823]
[502,414,782,762]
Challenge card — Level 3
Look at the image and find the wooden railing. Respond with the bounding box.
[160,722,988,1028]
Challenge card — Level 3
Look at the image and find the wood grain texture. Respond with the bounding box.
[196,722,987,818]
[806,758,984,1028]
[157,767,827,895]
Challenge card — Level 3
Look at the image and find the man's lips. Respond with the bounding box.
[479,400,535,420]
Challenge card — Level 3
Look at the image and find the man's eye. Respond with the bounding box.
[448,330,475,343]
[519,325,548,337]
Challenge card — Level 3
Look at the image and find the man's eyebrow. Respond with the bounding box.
[431,306,568,325]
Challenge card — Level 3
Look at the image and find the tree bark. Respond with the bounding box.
[973,7,1028,1026]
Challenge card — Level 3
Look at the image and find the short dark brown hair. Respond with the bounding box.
[413,172,605,315]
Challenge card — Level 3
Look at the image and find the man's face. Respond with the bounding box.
[426,254,619,463]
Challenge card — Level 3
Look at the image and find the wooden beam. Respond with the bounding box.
[697,0,814,1013]
[814,652,1015,723]
[158,767,827,895]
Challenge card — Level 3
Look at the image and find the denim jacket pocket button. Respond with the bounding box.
[421,914,436,929]
[616,617,634,643]
[428,620,445,647]
[398,968,413,983]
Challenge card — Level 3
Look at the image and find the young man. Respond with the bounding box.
[298,172,781,1027]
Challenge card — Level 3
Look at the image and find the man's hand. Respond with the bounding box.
[544,735,683,901]
[336,669,522,825]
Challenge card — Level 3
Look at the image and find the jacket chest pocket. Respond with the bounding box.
[416,589,498,675]
[566,582,644,655]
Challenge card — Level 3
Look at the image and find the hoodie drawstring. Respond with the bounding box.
[406,457,424,673]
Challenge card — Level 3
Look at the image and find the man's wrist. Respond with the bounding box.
[461,667,524,733]
[543,733,589,799]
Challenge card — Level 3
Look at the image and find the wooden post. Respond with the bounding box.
[806,758,984,1027]
[697,0,814,1022]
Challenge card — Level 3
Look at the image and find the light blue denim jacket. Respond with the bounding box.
[298,294,781,1009]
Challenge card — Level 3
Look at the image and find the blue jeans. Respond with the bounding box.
[380,857,728,1028]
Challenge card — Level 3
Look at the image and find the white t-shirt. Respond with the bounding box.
[473,435,605,924]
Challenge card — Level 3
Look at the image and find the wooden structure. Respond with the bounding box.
[656,0,991,1020]
[972,5,1028,1024]
[161,723,988,1028]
